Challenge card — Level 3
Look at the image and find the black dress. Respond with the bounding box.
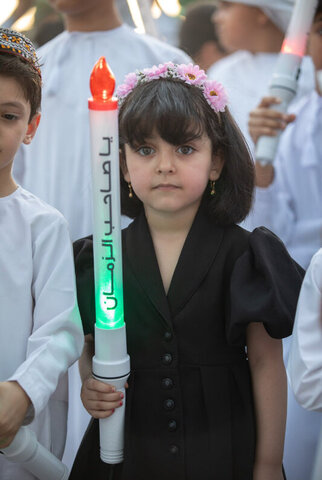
[70,206,303,480]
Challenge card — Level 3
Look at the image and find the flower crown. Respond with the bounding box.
[116,62,228,113]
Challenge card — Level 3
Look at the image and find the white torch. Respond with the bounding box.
[88,57,130,464]
[1,426,69,480]
[255,0,318,165]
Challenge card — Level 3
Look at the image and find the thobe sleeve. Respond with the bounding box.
[8,214,84,420]
[243,137,296,243]
[287,249,322,411]
[227,226,304,345]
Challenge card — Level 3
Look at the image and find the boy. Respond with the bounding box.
[246,2,322,478]
[0,28,84,479]
[208,0,315,150]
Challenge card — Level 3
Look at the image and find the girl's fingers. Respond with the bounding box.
[85,378,116,393]
[86,398,123,411]
[90,409,116,419]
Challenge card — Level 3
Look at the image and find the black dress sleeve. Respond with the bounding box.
[73,236,95,336]
[227,227,304,345]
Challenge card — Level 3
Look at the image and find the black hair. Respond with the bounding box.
[0,53,42,120]
[179,2,226,58]
[316,0,322,15]
[119,78,254,226]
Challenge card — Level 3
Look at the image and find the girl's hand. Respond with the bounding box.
[253,462,284,480]
[248,96,296,145]
[81,377,125,419]
[0,381,31,449]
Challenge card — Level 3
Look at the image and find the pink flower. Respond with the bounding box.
[116,72,138,98]
[176,63,207,85]
[142,63,169,80]
[203,80,228,112]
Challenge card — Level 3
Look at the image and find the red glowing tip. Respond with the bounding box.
[90,56,116,102]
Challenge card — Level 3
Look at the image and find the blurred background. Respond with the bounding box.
[0,0,215,48]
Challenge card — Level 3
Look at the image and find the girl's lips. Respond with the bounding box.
[154,184,179,189]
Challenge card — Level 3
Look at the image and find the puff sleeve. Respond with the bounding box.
[227,227,304,345]
[73,236,95,336]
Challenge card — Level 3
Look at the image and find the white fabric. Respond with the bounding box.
[0,187,84,480]
[207,50,315,151]
[220,0,295,32]
[245,90,322,269]
[244,90,322,480]
[13,25,191,242]
[288,248,322,412]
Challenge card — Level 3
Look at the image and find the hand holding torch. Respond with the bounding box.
[255,0,318,165]
[1,426,69,480]
[88,57,130,464]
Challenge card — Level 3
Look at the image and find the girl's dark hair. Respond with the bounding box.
[0,53,41,120]
[119,78,254,226]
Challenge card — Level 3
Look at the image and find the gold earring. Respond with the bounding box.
[210,180,216,196]
[128,182,133,198]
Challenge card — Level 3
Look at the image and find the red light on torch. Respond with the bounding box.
[89,56,117,110]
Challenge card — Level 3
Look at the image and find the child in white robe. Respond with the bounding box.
[246,3,322,478]
[0,28,84,480]
[208,0,315,151]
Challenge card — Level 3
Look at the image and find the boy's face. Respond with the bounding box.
[212,2,264,52]
[308,11,322,73]
[0,75,39,174]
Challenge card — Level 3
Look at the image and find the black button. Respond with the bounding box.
[161,377,174,389]
[169,445,179,454]
[161,353,172,365]
[164,331,173,342]
[163,399,175,411]
[168,420,177,432]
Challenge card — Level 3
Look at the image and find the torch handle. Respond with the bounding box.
[97,381,128,464]
[1,426,69,480]
[93,324,130,464]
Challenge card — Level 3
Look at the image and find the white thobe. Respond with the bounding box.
[13,25,191,242]
[207,50,315,151]
[0,187,84,480]
[288,248,322,412]
[245,90,322,269]
[245,90,322,480]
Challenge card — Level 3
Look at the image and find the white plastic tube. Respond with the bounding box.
[255,0,318,165]
[93,324,130,463]
[1,427,69,480]
[88,57,130,464]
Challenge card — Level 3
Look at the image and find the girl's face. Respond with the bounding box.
[123,132,224,220]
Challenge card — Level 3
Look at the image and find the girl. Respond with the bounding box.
[70,63,303,480]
